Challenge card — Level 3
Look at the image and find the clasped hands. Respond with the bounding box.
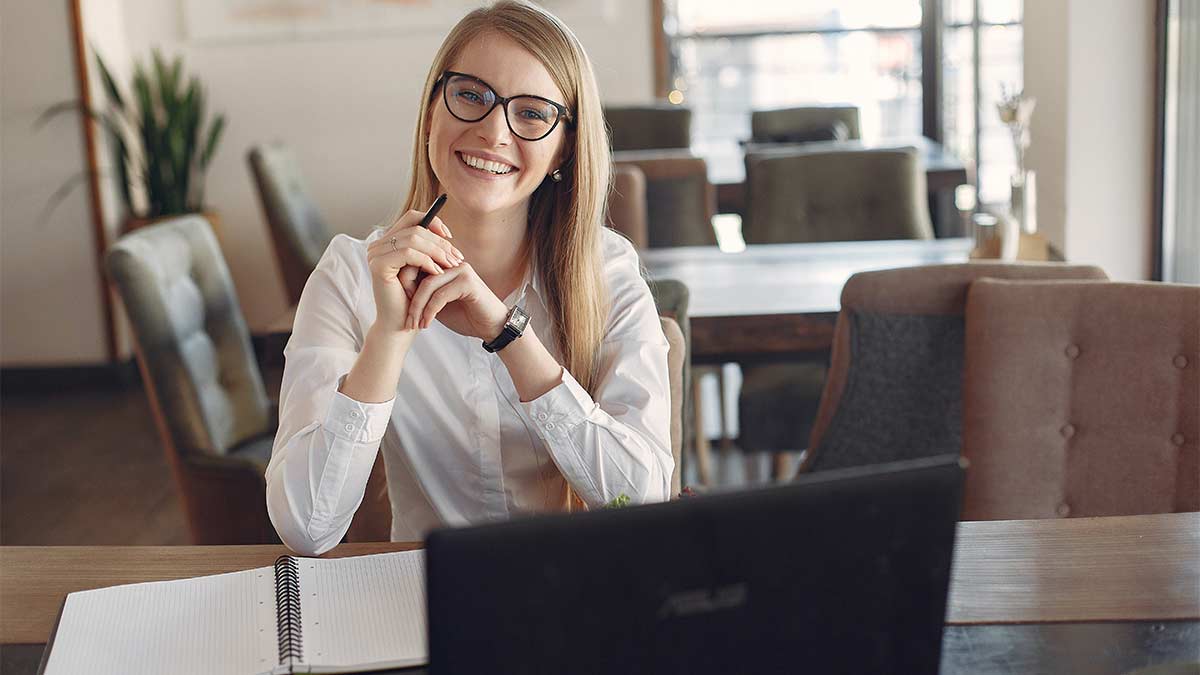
[366,208,510,341]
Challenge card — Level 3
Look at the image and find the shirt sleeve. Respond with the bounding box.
[520,235,674,507]
[265,234,393,556]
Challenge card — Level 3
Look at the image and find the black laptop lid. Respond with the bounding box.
[426,455,964,675]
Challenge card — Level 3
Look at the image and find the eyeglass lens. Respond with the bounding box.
[443,74,561,141]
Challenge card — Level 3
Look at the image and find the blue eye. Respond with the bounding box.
[455,90,486,105]
[518,107,549,122]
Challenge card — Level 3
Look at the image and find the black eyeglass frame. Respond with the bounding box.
[434,70,575,141]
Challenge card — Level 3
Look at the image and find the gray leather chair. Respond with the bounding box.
[612,150,717,248]
[106,216,279,544]
[802,263,1109,475]
[742,147,934,245]
[247,143,335,305]
[750,105,861,143]
[605,104,691,152]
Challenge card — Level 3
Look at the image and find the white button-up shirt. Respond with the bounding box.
[266,227,672,555]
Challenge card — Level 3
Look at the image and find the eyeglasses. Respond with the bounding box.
[436,70,573,142]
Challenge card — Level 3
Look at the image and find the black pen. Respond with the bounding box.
[419,193,448,230]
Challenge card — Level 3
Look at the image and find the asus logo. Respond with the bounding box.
[657,582,748,619]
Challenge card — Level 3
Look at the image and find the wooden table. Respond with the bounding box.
[642,237,974,364]
[4,513,1197,673]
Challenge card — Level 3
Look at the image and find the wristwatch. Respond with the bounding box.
[482,305,530,353]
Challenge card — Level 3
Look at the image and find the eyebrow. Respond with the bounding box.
[449,70,565,107]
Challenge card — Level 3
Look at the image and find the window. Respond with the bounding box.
[665,0,1024,206]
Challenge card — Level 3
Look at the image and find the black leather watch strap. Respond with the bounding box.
[482,305,529,353]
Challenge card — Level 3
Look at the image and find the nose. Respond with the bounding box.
[474,102,513,146]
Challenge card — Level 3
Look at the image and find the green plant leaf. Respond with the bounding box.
[91,47,126,114]
[199,113,225,169]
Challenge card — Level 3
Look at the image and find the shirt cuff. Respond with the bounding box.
[322,387,394,443]
[521,368,594,440]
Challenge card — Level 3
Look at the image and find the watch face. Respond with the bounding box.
[510,308,529,332]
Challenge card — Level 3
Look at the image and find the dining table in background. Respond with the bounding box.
[641,237,975,365]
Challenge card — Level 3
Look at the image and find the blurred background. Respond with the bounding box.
[2,0,1196,547]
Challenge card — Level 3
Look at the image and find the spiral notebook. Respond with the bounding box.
[38,550,427,675]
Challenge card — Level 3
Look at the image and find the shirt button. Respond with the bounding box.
[1174,355,1189,369]
[1172,433,1186,447]
[1060,424,1076,439]
[344,423,354,432]
[1056,502,1071,517]
[545,422,555,431]
[537,412,549,421]
[1064,344,1080,359]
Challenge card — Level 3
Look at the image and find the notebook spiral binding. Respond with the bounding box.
[274,556,303,665]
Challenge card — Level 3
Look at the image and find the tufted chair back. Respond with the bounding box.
[805,263,1109,475]
[248,143,335,305]
[962,279,1199,520]
[107,216,278,544]
[751,105,862,143]
[604,104,692,152]
[743,147,933,245]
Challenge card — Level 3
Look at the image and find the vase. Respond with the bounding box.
[1010,171,1038,234]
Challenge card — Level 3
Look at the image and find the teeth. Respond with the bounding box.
[461,153,513,175]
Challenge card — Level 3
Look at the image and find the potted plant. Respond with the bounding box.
[39,48,226,235]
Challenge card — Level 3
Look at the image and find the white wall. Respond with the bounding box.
[0,0,110,366]
[1025,0,1156,280]
[112,0,655,332]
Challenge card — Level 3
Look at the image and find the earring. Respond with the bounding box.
[550,169,563,182]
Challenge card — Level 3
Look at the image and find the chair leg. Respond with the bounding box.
[690,375,713,486]
[716,367,734,452]
[772,453,792,482]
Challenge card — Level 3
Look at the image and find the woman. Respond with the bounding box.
[266,0,672,556]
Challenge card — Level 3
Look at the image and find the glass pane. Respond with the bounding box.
[941,26,976,170]
[677,30,922,159]
[944,0,974,26]
[981,0,1023,25]
[676,0,921,34]
[977,23,1023,204]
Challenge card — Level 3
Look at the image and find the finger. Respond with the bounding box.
[420,282,466,329]
[412,225,464,265]
[427,216,454,240]
[406,267,461,330]
[399,266,419,298]
[369,209,425,251]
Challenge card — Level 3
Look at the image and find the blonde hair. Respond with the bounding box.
[403,1,611,509]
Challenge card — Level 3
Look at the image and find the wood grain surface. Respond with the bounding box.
[5,514,1197,644]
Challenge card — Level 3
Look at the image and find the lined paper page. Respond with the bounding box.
[299,550,427,670]
[42,566,278,675]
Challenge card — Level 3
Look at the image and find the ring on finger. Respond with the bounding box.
[390,236,398,253]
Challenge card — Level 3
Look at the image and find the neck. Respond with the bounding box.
[438,196,530,299]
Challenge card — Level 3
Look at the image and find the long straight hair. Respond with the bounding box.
[402,1,611,397]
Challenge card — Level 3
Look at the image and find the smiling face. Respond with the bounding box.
[427,31,570,223]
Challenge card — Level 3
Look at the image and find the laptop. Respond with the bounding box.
[425,455,965,675]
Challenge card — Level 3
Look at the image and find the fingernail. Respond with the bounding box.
[406,316,414,331]
[446,227,454,239]
[453,248,464,259]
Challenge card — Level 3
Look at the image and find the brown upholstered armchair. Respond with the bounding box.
[607,164,648,249]
[962,279,1199,520]
[742,147,934,245]
[802,263,1109,475]
[106,216,279,544]
[611,150,718,248]
[247,143,335,305]
[604,104,692,152]
[750,105,862,143]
